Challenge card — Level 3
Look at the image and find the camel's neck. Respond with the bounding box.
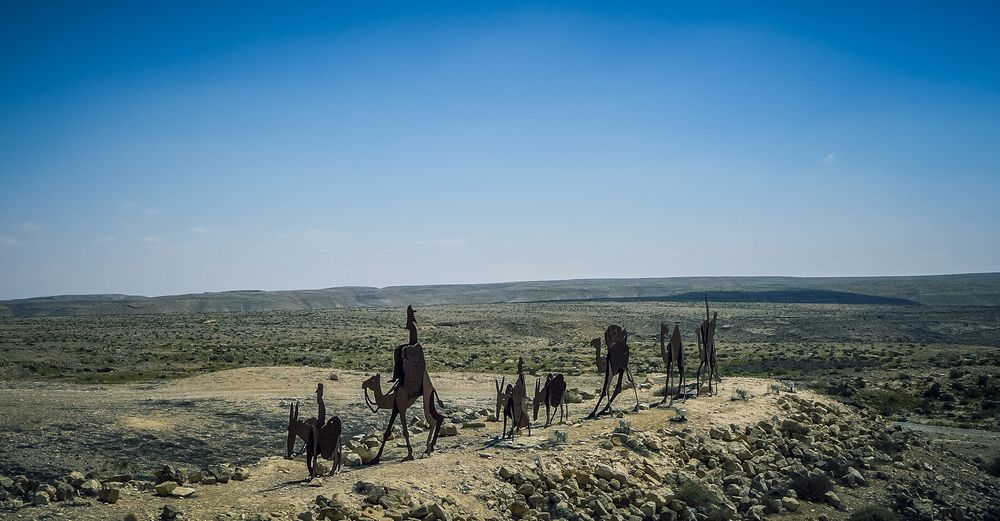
[370,380,395,409]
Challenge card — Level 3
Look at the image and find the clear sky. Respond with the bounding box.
[2,1,999,299]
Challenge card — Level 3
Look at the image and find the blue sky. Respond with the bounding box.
[1,1,998,299]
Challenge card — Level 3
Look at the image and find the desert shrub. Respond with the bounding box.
[790,473,833,502]
[863,389,919,416]
[922,382,942,399]
[986,455,1000,478]
[849,505,900,521]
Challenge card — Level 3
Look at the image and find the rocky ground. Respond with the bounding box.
[1,368,998,520]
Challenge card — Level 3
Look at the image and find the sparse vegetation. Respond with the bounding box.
[790,472,834,502]
[849,505,901,521]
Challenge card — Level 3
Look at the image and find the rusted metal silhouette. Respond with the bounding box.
[587,325,640,418]
[286,402,313,462]
[499,357,530,439]
[591,337,607,374]
[533,373,568,427]
[695,295,720,396]
[362,306,445,463]
[658,322,686,406]
[285,384,343,477]
[307,383,343,476]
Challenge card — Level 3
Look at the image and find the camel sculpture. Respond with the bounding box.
[587,325,640,419]
[285,383,343,477]
[533,373,568,427]
[362,306,445,463]
[695,296,720,396]
[658,322,686,406]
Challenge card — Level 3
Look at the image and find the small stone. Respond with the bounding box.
[154,481,178,496]
[170,486,196,498]
[99,483,121,504]
[79,478,102,496]
[782,497,799,512]
[232,467,251,481]
[31,492,49,506]
[441,423,460,437]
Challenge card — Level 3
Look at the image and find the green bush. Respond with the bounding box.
[849,505,900,521]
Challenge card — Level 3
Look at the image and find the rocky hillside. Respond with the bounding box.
[1,374,997,521]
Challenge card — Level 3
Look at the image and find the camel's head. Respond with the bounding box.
[494,377,507,420]
[591,337,602,356]
[316,383,324,399]
[362,373,382,413]
[361,373,381,391]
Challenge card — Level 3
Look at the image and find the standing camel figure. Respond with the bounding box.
[658,322,686,406]
[285,402,313,469]
[695,296,720,396]
[587,325,640,419]
[362,306,445,463]
[533,373,568,427]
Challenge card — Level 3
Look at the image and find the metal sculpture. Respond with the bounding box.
[533,373,568,427]
[499,357,530,439]
[658,322,686,406]
[307,383,343,476]
[587,325,640,418]
[285,384,343,477]
[362,306,445,463]
[591,337,606,374]
[695,295,720,396]
[495,379,529,439]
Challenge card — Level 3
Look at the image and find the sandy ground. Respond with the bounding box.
[1,367,837,520]
[4,367,996,521]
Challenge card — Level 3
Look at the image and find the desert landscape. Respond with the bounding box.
[1,276,999,520]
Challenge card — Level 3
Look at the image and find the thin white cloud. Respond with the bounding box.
[140,236,167,244]
[0,234,18,247]
[823,153,836,164]
[415,238,468,246]
[20,222,40,233]
[191,226,210,234]
[142,207,161,216]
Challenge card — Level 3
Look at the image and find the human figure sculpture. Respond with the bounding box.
[507,357,530,439]
[695,296,720,396]
[587,325,640,418]
[658,322,685,406]
[533,373,568,427]
[285,384,343,477]
[362,306,445,463]
[495,376,529,438]
[307,383,343,476]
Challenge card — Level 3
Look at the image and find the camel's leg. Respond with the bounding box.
[371,407,399,465]
[501,410,508,440]
[587,366,612,419]
[599,371,624,416]
[625,366,640,411]
[660,361,673,406]
[399,408,414,462]
[425,390,443,455]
